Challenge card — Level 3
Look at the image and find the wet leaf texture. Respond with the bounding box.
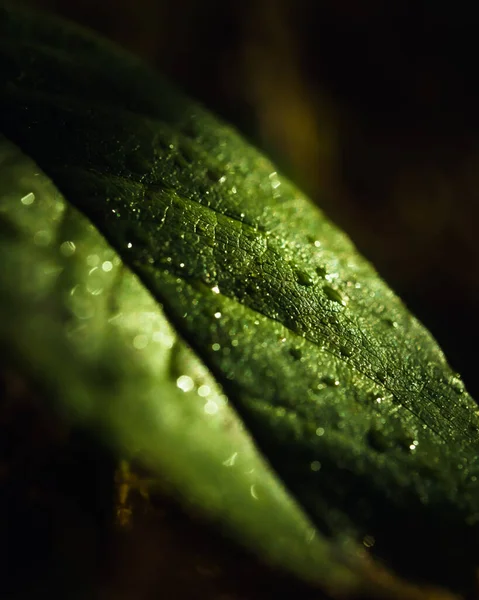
[1,3,479,595]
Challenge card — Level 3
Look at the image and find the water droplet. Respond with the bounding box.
[127,242,133,249]
[310,460,322,472]
[363,535,375,548]
[384,317,398,328]
[60,241,76,257]
[391,430,417,452]
[212,343,221,352]
[315,265,327,278]
[223,452,238,467]
[86,254,100,267]
[295,269,315,286]
[376,370,387,383]
[408,440,419,452]
[340,344,353,357]
[176,375,194,392]
[211,285,220,294]
[269,171,281,190]
[250,484,259,500]
[324,285,344,305]
[367,427,390,452]
[21,192,35,205]
[33,230,51,246]
[450,375,465,394]
[322,375,340,387]
[314,240,321,248]
[214,312,222,319]
[102,260,113,272]
[133,334,149,350]
[204,400,218,415]
[289,347,302,360]
[315,427,325,437]
[198,385,211,397]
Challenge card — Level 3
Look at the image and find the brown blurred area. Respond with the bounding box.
[3,1,479,598]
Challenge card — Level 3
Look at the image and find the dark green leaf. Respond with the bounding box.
[0,3,478,597]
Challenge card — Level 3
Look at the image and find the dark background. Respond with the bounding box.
[3,1,479,599]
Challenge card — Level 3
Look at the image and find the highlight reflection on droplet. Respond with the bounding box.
[176,375,194,392]
[223,452,238,467]
[198,385,211,397]
[60,240,76,257]
[21,191,35,205]
[204,400,218,415]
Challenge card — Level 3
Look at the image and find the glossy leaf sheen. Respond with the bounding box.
[0,3,478,595]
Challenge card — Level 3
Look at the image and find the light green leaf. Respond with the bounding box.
[0,3,477,597]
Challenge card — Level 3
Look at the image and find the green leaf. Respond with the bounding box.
[0,3,477,597]
[0,136,362,597]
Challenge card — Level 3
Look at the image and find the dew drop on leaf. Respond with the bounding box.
[340,344,354,358]
[323,285,344,305]
[197,385,211,397]
[60,240,76,257]
[33,229,51,246]
[20,191,35,205]
[321,375,340,387]
[222,452,238,467]
[295,268,315,286]
[315,265,327,278]
[450,375,465,394]
[376,370,387,383]
[204,400,218,415]
[383,317,399,328]
[289,347,302,360]
[176,374,195,392]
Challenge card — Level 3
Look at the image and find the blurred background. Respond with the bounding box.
[3,1,479,598]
